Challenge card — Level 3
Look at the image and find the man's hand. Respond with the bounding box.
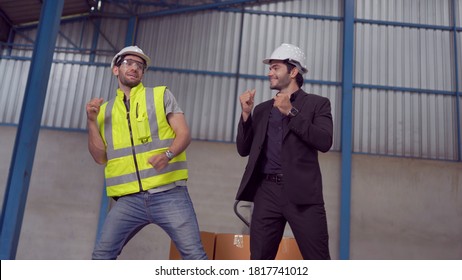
[86,97,107,164]
[273,92,292,116]
[148,153,170,171]
[239,89,256,122]
[86,98,104,122]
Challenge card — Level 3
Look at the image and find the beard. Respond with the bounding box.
[119,73,141,88]
[270,84,281,90]
[269,76,290,90]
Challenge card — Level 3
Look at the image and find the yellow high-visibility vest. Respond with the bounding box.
[97,83,187,197]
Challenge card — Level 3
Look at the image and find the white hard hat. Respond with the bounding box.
[263,43,308,74]
[111,45,151,69]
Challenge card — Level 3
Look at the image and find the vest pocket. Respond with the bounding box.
[136,112,151,143]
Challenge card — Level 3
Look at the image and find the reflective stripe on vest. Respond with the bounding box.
[99,85,188,197]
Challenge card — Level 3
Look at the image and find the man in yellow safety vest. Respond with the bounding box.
[86,45,207,260]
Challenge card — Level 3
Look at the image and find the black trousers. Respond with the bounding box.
[250,179,331,260]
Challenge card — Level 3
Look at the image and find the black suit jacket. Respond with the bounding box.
[236,89,333,205]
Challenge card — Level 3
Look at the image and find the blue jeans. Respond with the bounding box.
[92,186,207,260]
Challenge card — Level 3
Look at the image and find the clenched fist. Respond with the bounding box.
[86,98,104,122]
[239,89,256,122]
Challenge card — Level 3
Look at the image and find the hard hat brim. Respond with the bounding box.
[119,51,151,66]
[262,58,308,74]
[111,47,151,69]
[262,58,272,65]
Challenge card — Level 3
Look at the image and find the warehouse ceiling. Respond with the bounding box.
[0,0,281,27]
[0,0,93,26]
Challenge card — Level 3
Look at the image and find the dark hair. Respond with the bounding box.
[284,60,304,88]
[115,55,125,67]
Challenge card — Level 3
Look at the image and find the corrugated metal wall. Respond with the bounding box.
[138,11,242,142]
[357,0,451,25]
[355,0,460,160]
[0,0,461,161]
[136,0,343,147]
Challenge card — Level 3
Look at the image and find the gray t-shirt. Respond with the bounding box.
[164,88,183,115]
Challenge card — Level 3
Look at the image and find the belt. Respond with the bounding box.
[264,173,283,183]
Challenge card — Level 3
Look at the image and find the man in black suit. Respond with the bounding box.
[236,43,333,260]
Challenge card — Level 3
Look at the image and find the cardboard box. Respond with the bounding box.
[214,233,303,260]
[169,231,216,260]
[275,237,303,260]
[214,233,251,260]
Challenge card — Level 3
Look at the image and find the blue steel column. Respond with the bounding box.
[451,0,461,161]
[92,16,106,245]
[95,15,138,246]
[0,0,64,259]
[7,29,15,56]
[89,18,101,63]
[95,181,109,248]
[339,0,355,260]
[231,7,245,141]
[125,16,137,46]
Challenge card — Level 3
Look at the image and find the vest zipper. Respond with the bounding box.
[124,97,143,192]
